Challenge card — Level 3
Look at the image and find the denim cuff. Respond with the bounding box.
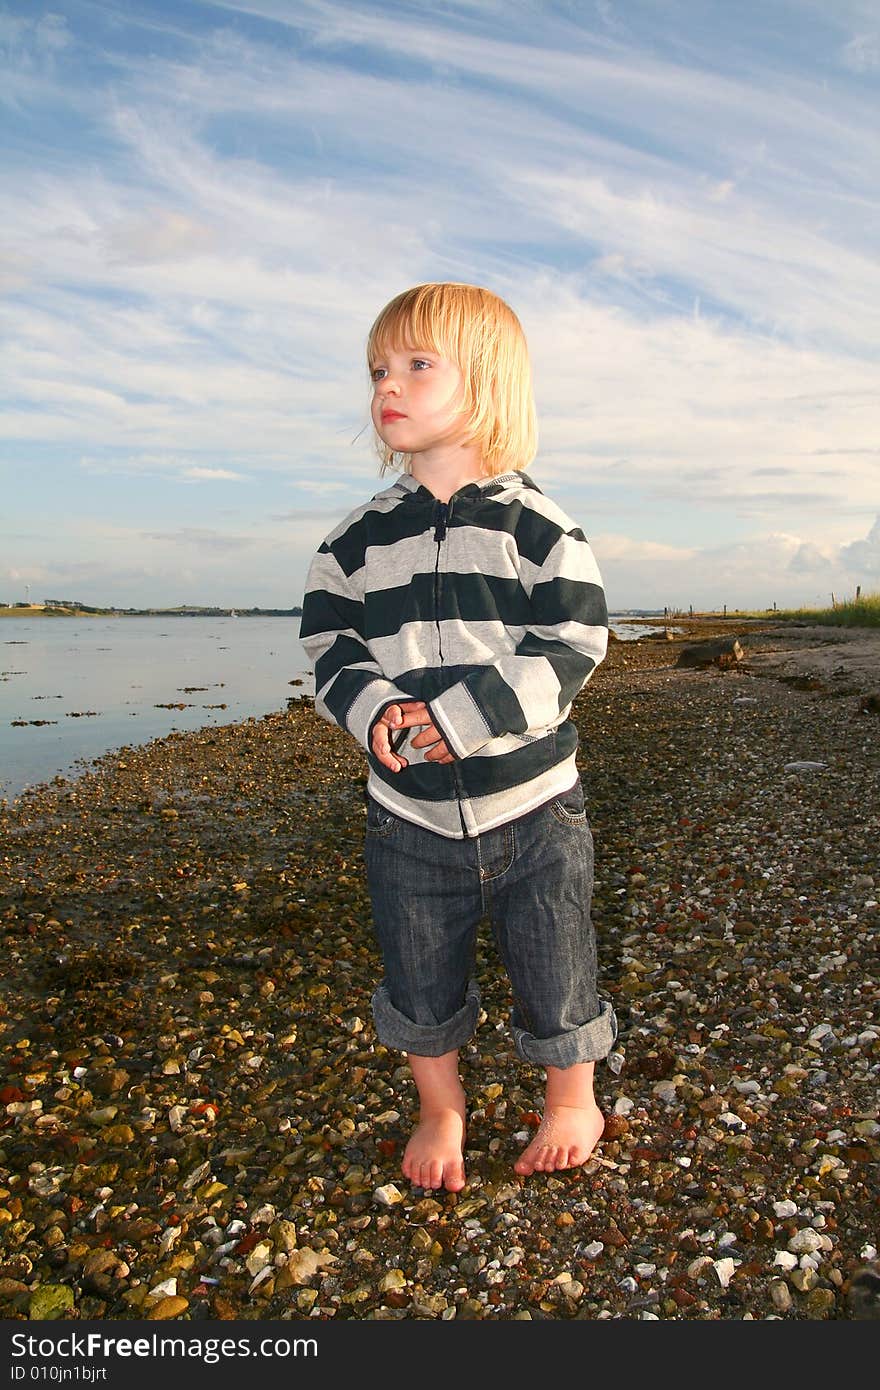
[371,979,481,1057]
[512,999,618,1068]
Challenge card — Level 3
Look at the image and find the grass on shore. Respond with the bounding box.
[670,592,880,629]
[0,606,110,618]
[773,593,880,627]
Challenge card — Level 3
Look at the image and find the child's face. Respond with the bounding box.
[370,345,470,459]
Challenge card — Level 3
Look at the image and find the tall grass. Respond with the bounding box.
[709,592,880,628]
[773,593,880,627]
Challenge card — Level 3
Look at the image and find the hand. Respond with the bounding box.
[371,701,454,772]
[371,700,429,773]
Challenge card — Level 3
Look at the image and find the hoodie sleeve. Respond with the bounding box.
[299,537,413,752]
[427,519,608,759]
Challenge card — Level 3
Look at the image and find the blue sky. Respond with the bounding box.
[2,0,878,611]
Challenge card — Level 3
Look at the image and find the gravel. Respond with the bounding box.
[1,621,877,1321]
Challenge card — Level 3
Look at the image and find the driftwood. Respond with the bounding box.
[676,637,745,670]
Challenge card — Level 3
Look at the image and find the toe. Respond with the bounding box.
[446,1161,466,1192]
[425,1159,443,1191]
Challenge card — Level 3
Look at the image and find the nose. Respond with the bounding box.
[376,372,400,396]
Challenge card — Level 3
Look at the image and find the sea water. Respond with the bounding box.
[0,616,310,800]
[1,613,650,799]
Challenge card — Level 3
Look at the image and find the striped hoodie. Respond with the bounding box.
[299,470,608,839]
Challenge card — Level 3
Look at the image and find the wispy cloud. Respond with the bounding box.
[840,33,880,72]
[1,0,878,608]
[139,528,256,552]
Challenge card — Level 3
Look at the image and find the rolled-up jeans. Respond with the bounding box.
[363,778,617,1068]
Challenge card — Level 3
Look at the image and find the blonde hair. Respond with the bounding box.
[366,282,538,475]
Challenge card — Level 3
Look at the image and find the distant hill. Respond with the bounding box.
[0,603,303,618]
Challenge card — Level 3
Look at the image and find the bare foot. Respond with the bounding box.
[402,1106,467,1191]
[514,1102,605,1175]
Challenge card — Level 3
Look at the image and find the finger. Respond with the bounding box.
[425,741,452,762]
[377,747,406,772]
[395,708,432,728]
[372,726,406,771]
[412,720,447,745]
[410,730,439,750]
[372,723,392,756]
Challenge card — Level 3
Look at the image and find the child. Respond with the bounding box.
[299,282,616,1192]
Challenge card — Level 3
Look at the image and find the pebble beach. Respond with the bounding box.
[1,620,878,1323]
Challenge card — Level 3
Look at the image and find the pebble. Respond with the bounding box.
[713,1258,737,1287]
[147,1295,190,1320]
[769,1279,793,1312]
[718,1112,747,1130]
[147,1278,177,1301]
[773,1252,799,1270]
[28,1284,74,1320]
[773,1200,799,1218]
[580,1242,604,1260]
[805,1288,836,1317]
[788,1229,824,1254]
[373,1184,404,1207]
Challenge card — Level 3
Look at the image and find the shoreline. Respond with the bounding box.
[0,624,877,1322]
[0,608,302,620]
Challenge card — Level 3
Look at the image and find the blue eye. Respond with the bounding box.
[412,359,431,370]
[370,367,387,381]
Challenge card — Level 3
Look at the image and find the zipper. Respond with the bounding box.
[431,499,468,836]
[432,501,448,659]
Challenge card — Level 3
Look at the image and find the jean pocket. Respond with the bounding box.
[365,796,400,838]
[549,779,588,826]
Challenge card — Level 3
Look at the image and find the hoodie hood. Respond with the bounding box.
[379,469,537,507]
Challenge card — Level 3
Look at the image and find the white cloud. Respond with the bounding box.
[139,528,255,552]
[289,482,356,504]
[840,33,880,71]
[104,209,217,264]
[78,455,259,483]
[182,467,249,482]
[840,515,880,577]
[789,542,834,574]
[593,528,862,611]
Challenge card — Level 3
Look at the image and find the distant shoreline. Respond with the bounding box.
[0,605,302,619]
